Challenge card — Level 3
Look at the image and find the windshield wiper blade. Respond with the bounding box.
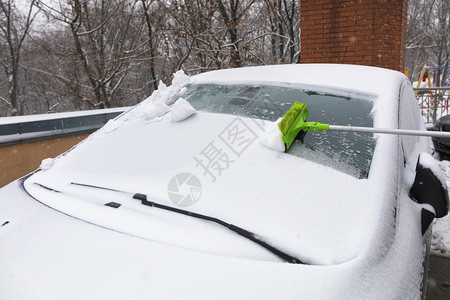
[70,182,305,264]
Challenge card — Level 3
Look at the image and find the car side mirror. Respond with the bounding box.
[409,153,449,234]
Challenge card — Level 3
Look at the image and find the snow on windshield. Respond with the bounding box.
[183,83,375,178]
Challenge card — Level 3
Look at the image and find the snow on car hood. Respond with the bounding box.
[0,180,366,299]
[24,101,380,266]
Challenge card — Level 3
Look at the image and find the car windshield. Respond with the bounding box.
[183,83,375,178]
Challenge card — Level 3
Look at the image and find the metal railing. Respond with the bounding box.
[415,87,450,124]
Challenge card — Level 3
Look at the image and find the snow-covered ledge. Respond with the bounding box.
[0,107,129,146]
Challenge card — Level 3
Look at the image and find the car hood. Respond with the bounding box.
[0,180,365,300]
[22,107,381,266]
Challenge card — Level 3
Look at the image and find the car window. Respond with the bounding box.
[183,84,375,178]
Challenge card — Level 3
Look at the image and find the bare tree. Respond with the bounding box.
[215,0,257,67]
[430,0,449,86]
[0,0,301,117]
[37,0,144,109]
[0,0,37,115]
[141,0,159,91]
[165,0,223,73]
[406,0,449,85]
[263,0,300,63]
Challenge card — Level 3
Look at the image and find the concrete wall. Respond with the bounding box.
[0,107,127,188]
[0,133,90,187]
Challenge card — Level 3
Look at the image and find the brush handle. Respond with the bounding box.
[328,125,450,138]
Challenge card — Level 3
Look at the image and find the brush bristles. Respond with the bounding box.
[278,102,307,135]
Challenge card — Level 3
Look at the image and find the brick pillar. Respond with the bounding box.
[300,0,408,71]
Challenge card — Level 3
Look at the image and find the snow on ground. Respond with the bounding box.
[433,160,450,256]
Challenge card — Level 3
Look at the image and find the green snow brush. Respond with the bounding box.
[278,102,328,150]
[279,101,450,151]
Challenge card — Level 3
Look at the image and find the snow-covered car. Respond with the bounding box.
[1,64,448,299]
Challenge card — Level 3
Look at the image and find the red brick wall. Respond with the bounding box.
[301,0,408,71]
